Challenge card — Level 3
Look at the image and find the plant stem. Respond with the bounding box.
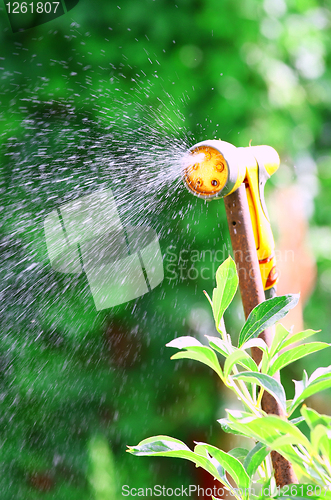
[226,378,261,417]
[256,387,265,409]
[312,456,331,484]
[265,454,276,494]
[232,364,255,403]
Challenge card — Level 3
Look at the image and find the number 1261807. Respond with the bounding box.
[6,2,60,14]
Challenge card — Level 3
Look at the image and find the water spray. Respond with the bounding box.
[183,139,298,487]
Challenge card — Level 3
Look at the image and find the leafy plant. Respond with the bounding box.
[128,257,331,499]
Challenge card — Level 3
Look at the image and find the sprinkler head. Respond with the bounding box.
[182,139,280,290]
[183,145,228,197]
[183,140,241,199]
[183,139,280,200]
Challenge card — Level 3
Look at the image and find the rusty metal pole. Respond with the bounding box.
[224,183,298,488]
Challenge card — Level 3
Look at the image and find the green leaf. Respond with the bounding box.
[291,370,308,408]
[166,336,203,349]
[127,435,190,454]
[311,424,331,460]
[301,406,331,431]
[194,442,250,490]
[223,413,313,465]
[269,434,305,449]
[206,336,234,358]
[241,337,268,353]
[237,355,259,373]
[218,418,247,437]
[212,257,238,330]
[233,371,286,411]
[193,446,236,495]
[246,417,312,450]
[228,447,249,464]
[290,366,331,413]
[127,436,222,482]
[171,347,223,378]
[218,411,253,437]
[224,349,258,380]
[269,342,330,376]
[269,323,291,358]
[166,336,223,378]
[243,442,269,477]
[193,444,243,498]
[280,329,320,351]
[289,416,305,426]
[260,349,269,374]
[238,294,300,347]
[193,444,233,494]
[310,365,331,382]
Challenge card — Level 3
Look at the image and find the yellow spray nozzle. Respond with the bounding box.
[183,140,244,200]
[183,145,228,197]
[183,140,280,290]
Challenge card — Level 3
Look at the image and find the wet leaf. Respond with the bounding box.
[238,294,299,347]
[243,442,269,477]
[280,329,320,351]
[194,442,250,490]
[301,406,331,431]
[290,366,331,413]
[127,436,222,481]
[269,323,291,358]
[170,346,223,378]
[206,336,234,357]
[233,371,286,411]
[269,342,330,376]
[211,257,238,331]
[224,349,258,380]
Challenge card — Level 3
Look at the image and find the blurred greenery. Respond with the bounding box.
[0,0,331,498]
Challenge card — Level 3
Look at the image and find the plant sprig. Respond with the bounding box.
[128,257,331,499]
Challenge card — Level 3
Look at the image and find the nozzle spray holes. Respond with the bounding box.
[195,178,203,187]
[215,162,225,172]
[192,164,199,170]
[211,180,219,187]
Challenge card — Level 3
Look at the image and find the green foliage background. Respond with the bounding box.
[0,0,331,498]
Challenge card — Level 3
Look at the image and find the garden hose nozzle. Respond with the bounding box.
[183,140,280,290]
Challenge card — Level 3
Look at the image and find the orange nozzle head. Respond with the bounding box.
[183,145,228,198]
